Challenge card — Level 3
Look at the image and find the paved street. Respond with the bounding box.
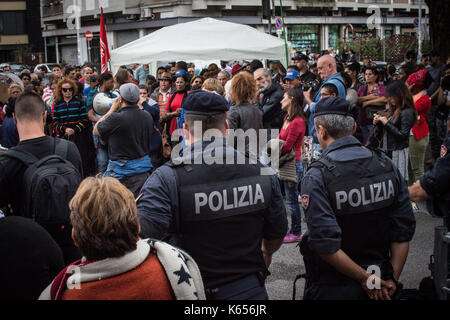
[266,203,443,300]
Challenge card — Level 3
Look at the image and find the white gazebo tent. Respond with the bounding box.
[110,17,289,73]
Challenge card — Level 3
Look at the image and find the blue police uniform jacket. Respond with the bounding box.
[300,136,416,257]
[136,138,288,289]
[420,134,450,198]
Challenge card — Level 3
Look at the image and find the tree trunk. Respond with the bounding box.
[425,0,450,62]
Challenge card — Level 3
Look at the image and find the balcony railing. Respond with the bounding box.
[42,1,64,18]
[357,0,392,4]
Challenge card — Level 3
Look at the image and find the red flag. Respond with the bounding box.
[100,7,111,73]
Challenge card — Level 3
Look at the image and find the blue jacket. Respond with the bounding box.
[1,117,19,148]
[300,136,415,255]
[135,66,149,86]
[420,134,450,197]
[104,155,153,180]
[136,139,288,241]
[142,100,162,154]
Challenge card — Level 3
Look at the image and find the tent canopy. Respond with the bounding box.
[110,18,289,71]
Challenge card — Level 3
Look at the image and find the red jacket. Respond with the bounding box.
[278,117,306,162]
[411,93,431,140]
[167,92,187,135]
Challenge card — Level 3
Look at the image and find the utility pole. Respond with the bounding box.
[418,0,422,62]
[280,0,289,66]
[74,0,83,65]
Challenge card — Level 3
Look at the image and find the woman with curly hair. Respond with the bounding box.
[53,78,96,177]
[227,71,263,156]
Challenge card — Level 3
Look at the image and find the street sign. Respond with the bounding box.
[85,30,93,41]
[275,17,283,30]
[413,17,419,27]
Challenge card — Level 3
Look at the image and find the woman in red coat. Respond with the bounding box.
[407,69,433,184]
[164,70,190,136]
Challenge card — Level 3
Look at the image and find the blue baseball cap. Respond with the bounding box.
[284,70,300,81]
[175,69,188,78]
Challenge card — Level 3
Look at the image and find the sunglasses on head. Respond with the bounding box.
[62,87,74,92]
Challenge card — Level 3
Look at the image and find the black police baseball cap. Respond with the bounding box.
[292,54,309,62]
[182,90,229,115]
[314,96,352,117]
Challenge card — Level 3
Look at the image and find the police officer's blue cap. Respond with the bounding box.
[182,90,229,115]
[314,96,352,117]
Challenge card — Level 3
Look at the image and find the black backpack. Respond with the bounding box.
[5,138,82,225]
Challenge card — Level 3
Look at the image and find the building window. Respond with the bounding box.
[0,11,26,35]
[401,27,415,36]
[328,25,339,51]
[288,25,319,53]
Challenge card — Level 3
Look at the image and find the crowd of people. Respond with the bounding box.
[0,46,449,301]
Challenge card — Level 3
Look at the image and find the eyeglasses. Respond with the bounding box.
[62,87,74,92]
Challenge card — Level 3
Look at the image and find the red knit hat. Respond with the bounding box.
[407,69,428,90]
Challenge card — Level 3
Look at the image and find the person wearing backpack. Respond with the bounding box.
[0,92,83,265]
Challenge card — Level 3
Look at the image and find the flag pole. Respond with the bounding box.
[100,7,111,73]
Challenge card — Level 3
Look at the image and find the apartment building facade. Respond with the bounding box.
[40,0,429,65]
[0,0,43,62]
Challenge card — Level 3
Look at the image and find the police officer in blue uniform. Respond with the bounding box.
[299,96,416,300]
[136,90,288,300]
[409,132,450,300]
[409,133,450,222]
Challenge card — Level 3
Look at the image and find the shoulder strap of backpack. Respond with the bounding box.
[54,138,68,160]
[167,93,177,112]
[308,156,340,177]
[4,149,39,167]
[165,161,183,235]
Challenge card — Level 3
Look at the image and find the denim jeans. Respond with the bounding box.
[92,133,108,174]
[283,161,304,236]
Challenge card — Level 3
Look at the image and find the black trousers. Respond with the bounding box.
[205,274,268,300]
[303,280,369,300]
[120,171,150,198]
[428,105,448,159]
